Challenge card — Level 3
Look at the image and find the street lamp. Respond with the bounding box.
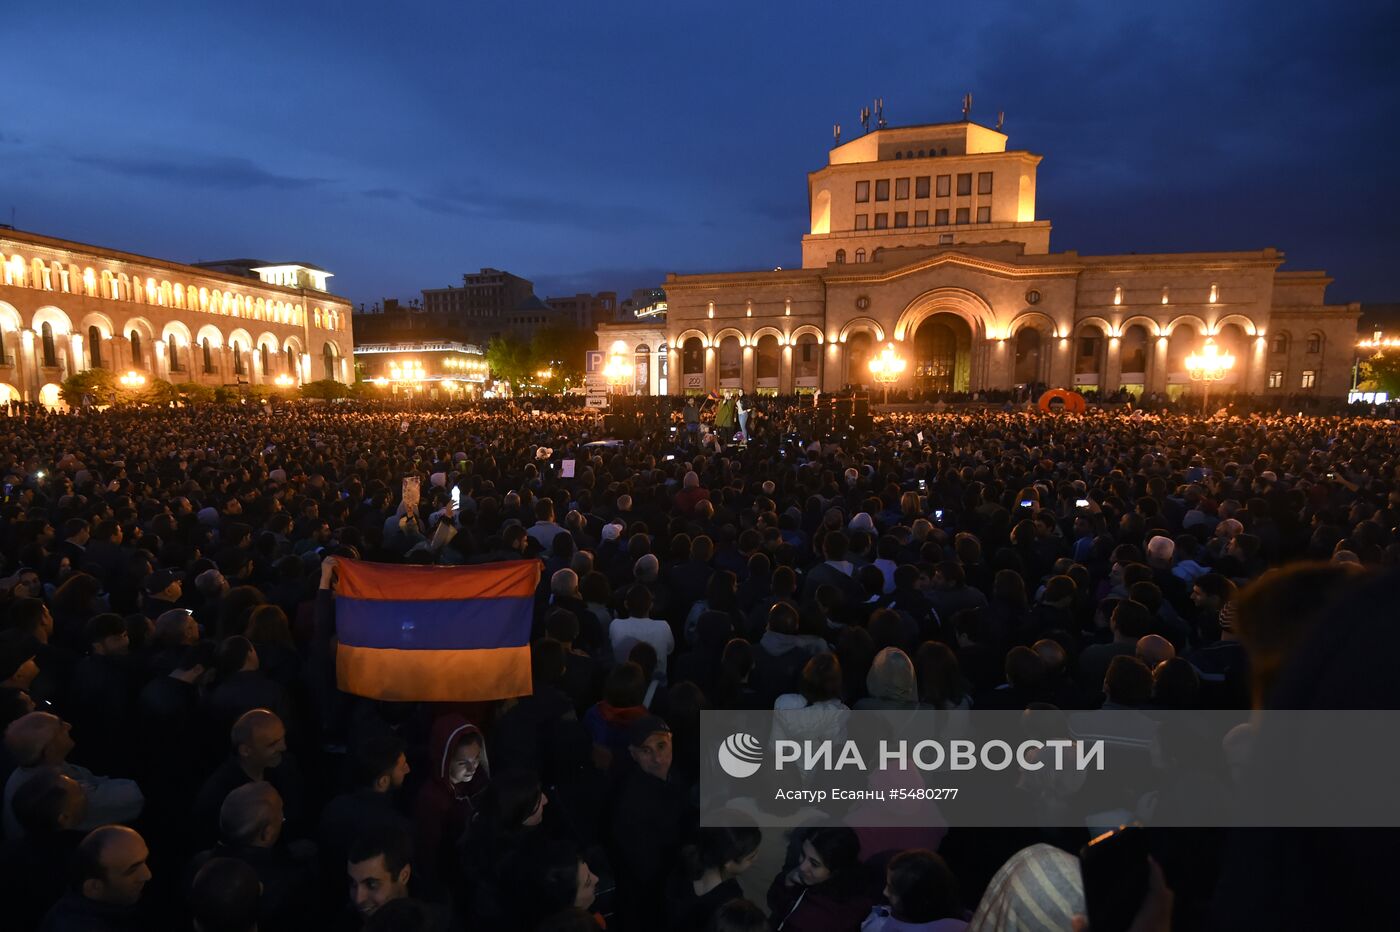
[1185,337,1235,415]
[603,353,630,396]
[868,342,906,405]
[118,371,146,389]
[273,374,295,389]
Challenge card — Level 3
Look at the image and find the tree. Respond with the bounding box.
[485,336,534,393]
[1358,351,1400,396]
[533,325,595,384]
[300,379,351,400]
[174,381,215,405]
[59,368,119,407]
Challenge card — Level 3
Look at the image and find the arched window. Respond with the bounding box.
[130,330,144,369]
[168,335,182,372]
[202,338,214,374]
[854,249,866,263]
[322,344,336,380]
[284,346,295,375]
[835,249,846,264]
[1270,333,1289,355]
[233,341,244,375]
[40,323,57,368]
[1306,332,1323,354]
[0,328,6,362]
[88,325,103,368]
[260,344,270,376]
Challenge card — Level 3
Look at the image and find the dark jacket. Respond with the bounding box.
[0,830,83,931]
[189,841,316,932]
[766,873,877,932]
[40,893,144,932]
[610,766,697,932]
[65,654,138,778]
[411,715,490,885]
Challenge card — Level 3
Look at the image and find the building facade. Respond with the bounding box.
[0,228,354,406]
[354,340,489,400]
[604,120,1359,399]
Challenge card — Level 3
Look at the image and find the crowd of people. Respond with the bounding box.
[0,396,1397,931]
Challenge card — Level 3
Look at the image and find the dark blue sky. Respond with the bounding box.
[4,0,1396,308]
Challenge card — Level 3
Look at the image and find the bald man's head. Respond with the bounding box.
[4,712,73,767]
[12,768,87,835]
[219,781,283,849]
[75,826,152,906]
[1136,634,1176,669]
[230,709,285,774]
[1032,638,1067,675]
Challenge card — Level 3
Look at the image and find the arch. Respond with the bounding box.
[40,322,58,368]
[854,249,866,263]
[1007,310,1060,338]
[1072,316,1113,336]
[713,326,747,347]
[839,316,886,343]
[792,329,821,385]
[123,316,157,342]
[255,331,280,354]
[789,324,824,344]
[255,298,266,321]
[845,331,876,388]
[717,334,742,385]
[835,249,846,264]
[912,313,973,392]
[674,328,710,348]
[159,281,173,307]
[754,332,781,383]
[81,267,97,297]
[1013,327,1044,385]
[166,333,185,372]
[1119,323,1151,377]
[0,301,21,332]
[0,383,19,405]
[195,323,225,349]
[30,306,73,335]
[100,270,115,300]
[1305,330,1325,354]
[1269,330,1290,355]
[1212,313,1257,337]
[681,335,705,377]
[232,338,245,376]
[173,283,184,309]
[893,286,994,341]
[87,325,104,369]
[751,325,786,345]
[227,327,254,350]
[321,341,338,380]
[160,320,192,345]
[31,258,48,290]
[79,311,115,341]
[1163,314,1209,336]
[1116,314,1163,338]
[38,383,62,410]
[281,335,304,356]
[201,338,215,374]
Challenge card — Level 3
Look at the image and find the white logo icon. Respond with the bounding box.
[718,733,764,779]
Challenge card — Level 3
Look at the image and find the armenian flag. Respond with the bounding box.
[334,558,540,702]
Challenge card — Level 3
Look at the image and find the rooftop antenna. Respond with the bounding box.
[996,111,1005,131]
[833,123,842,147]
[860,106,871,134]
[961,92,973,120]
[875,97,886,129]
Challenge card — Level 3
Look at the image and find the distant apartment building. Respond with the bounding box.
[545,291,619,330]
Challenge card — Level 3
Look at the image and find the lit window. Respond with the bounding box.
[1268,370,1283,388]
[855,181,870,203]
[978,172,993,195]
[936,175,950,197]
[1301,370,1316,389]
[855,249,866,263]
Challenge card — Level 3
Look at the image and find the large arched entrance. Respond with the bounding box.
[845,332,874,389]
[913,313,972,393]
[1013,328,1043,385]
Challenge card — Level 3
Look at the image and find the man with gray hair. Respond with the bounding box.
[2,712,144,838]
[550,568,601,654]
[1146,534,1192,618]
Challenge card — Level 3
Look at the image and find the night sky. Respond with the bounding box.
[3,1,1396,310]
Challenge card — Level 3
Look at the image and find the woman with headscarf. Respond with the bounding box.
[854,647,926,712]
[412,713,490,886]
[966,844,1083,932]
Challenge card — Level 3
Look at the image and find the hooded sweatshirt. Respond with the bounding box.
[854,647,925,711]
[411,714,490,883]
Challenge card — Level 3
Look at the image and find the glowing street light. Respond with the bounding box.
[602,353,630,395]
[273,374,295,388]
[118,371,146,388]
[868,342,906,404]
[1185,337,1235,415]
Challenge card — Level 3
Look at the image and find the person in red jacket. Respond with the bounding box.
[766,827,876,932]
[410,714,489,886]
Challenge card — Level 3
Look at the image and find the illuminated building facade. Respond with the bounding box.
[610,119,1360,398]
[0,227,353,407]
[353,341,489,398]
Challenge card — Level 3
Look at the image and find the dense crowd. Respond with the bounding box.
[1,398,1398,931]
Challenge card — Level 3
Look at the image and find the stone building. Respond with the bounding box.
[601,119,1359,399]
[0,227,353,406]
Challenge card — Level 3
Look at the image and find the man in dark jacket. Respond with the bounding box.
[609,716,696,932]
[39,825,152,932]
[192,709,303,850]
[317,734,412,879]
[0,768,88,931]
[65,614,137,778]
[137,641,219,846]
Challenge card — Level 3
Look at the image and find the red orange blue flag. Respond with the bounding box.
[334,558,540,702]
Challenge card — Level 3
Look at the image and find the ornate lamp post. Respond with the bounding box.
[603,352,630,397]
[1185,338,1235,415]
[867,342,906,405]
[118,370,146,389]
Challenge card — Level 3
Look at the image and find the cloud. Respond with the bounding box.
[399,181,662,232]
[73,153,328,191]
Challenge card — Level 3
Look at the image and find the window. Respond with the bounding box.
[130,331,143,369]
[938,233,954,244]
[976,206,991,223]
[957,173,972,196]
[855,214,869,230]
[936,175,950,197]
[935,208,949,225]
[1270,334,1288,354]
[874,213,889,229]
[855,181,870,203]
[1268,370,1283,388]
[894,151,902,160]
[875,180,890,201]
[1306,334,1322,354]
[202,339,214,374]
[88,326,103,368]
[261,344,271,375]
[978,172,993,195]
[956,207,970,224]
[168,335,182,372]
[895,178,909,199]
[1301,370,1316,389]
[914,210,928,226]
[41,323,57,368]
[233,342,244,375]
[915,176,930,198]
[855,249,866,263]
[835,249,846,264]
[894,212,908,228]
